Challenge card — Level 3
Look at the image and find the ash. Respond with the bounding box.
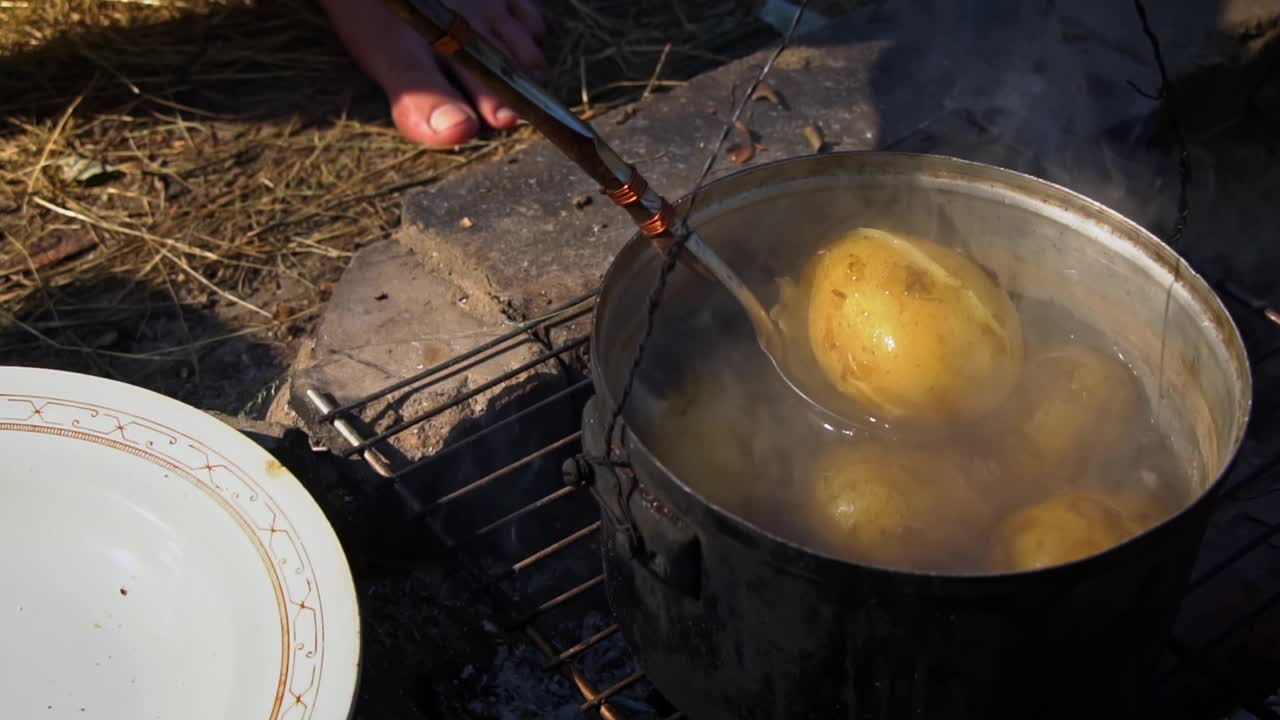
[463,643,581,720]
[576,610,645,690]
[459,614,661,719]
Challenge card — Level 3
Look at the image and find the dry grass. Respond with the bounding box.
[0,0,774,412]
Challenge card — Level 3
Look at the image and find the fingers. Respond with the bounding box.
[318,0,549,147]
[490,12,549,81]
[317,0,482,147]
[450,0,549,129]
[506,0,547,43]
[447,58,521,131]
[468,0,549,82]
[387,53,482,147]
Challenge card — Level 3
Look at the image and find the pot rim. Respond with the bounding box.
[589,149,1254,582]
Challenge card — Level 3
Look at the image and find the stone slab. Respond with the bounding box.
[287,239,551,463]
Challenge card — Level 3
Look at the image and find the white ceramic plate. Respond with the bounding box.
[0,366,360,720]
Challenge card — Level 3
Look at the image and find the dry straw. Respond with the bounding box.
[0,0,775,402]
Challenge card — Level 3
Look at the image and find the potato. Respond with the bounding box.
[808,440,995,571]
[999,345,1140,482]
[651,383,752,513]
[806,228,1024,425]
[989,493,1147,572]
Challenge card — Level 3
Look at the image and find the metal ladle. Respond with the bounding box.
[383,0,862,429]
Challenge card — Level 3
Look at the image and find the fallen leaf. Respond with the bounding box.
[750,81,787,110]
[726,142,760,165]
[53,153,124,186]
[272,303,292,323]
[734,120,762,144]
[804,123,829,154]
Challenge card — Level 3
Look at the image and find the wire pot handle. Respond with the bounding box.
[381,0,713,279]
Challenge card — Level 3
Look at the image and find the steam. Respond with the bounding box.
[930,0,1174,229]
[620,0,1216,567]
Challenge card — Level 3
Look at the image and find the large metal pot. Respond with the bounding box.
[573,152,1252,720]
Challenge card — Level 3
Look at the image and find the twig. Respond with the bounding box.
[29,195,225,262]
[27,196,271,318]
[0,305,319,362]
[153,246,272,318]
[1132,0,1190,249]
[22,93,84,211]
[642,43,673,99]
[669,0,693,31]
[4,234,43,285]
[158,257,201,379]
[75,45,143,96]
[1,231,98,276]
[328,142,501,203]
[242,143,499,239]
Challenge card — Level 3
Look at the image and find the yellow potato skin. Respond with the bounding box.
[806,228,1024,424]
[809,441,994,571]
[1000,345,1140,481]
[651,389,750,513]
[989,493,1147,572]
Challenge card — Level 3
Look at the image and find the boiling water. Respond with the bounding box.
[636,275,1196,575]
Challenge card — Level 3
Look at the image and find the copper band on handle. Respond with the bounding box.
[602,167,648,207]
[638,202,675,238]
[431,13,469,56]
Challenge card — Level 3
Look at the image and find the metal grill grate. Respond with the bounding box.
[303,290,679,719]
[303,277,1280,719]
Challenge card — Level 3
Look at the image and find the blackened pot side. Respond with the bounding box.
[581,395,1214,719]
